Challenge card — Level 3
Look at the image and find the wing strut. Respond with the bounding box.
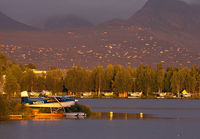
[54,97,66,113]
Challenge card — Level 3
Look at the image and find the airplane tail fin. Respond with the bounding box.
[21,91,30,104]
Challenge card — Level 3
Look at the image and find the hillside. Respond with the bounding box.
[130,0,200,34]
[0,0,199,69]
[0,11,36,31]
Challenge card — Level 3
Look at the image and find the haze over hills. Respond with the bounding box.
[0,11,36,31]
[0,0,199,69]
[44,15,93,30]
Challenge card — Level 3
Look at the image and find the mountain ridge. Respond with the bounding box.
[0,11,37,31]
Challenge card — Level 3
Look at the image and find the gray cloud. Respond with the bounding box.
[0,0,199,27]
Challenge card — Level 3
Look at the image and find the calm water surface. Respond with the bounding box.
[1,99,200,139]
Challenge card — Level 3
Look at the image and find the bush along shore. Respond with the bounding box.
[0,95,32,120]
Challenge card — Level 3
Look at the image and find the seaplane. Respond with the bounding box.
[21,91,77,113]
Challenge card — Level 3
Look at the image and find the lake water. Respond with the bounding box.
[1,99,200,139]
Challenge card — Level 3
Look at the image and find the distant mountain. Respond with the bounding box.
[129,0,200,33]
[44,15,93,30]
[0,11,36,31]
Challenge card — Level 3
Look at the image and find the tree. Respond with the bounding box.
[24,63,36,69]
[3,68,20,96]
[132,67,137,92]
[91,65,104,96]
[178,67,196,93]
[0,52,8,78]
[10,64,23,84]
[65,66,91,92]
[113,66,132,93]
[164,66,176,92]
[34,73,46,92]
[136,64,154,95]
[171,71,181,95]
[20,69,37,92]
[46,69,63,93]
[156,63,165,93]
[191,65,200,94]
[0,95,9,118]
[104,64,114,92]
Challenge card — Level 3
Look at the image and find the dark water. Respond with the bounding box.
[1,99,200,139]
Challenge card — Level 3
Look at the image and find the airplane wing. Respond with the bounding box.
[47,95,76,98]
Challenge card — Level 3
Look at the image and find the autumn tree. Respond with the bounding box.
[0,52,8,78]
[46,69,63,93]
[164,66,176,92]
[10,64,23,84]
[155,63,165,93]
[136,64,154,96]
[20,69,37,92]
[171,70,181,96]
[104,64,114,92]
[64,66,91,93]
[34,73,46,92]
[91,65,104,96]
[191,65,200,94]
[3,68,20,96]
[113,66,132,93]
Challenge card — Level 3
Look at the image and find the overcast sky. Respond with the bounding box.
[0,0,199,27]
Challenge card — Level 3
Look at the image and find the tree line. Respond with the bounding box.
[0,52,200,96]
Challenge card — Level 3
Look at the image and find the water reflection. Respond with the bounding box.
[87,112,173,120]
